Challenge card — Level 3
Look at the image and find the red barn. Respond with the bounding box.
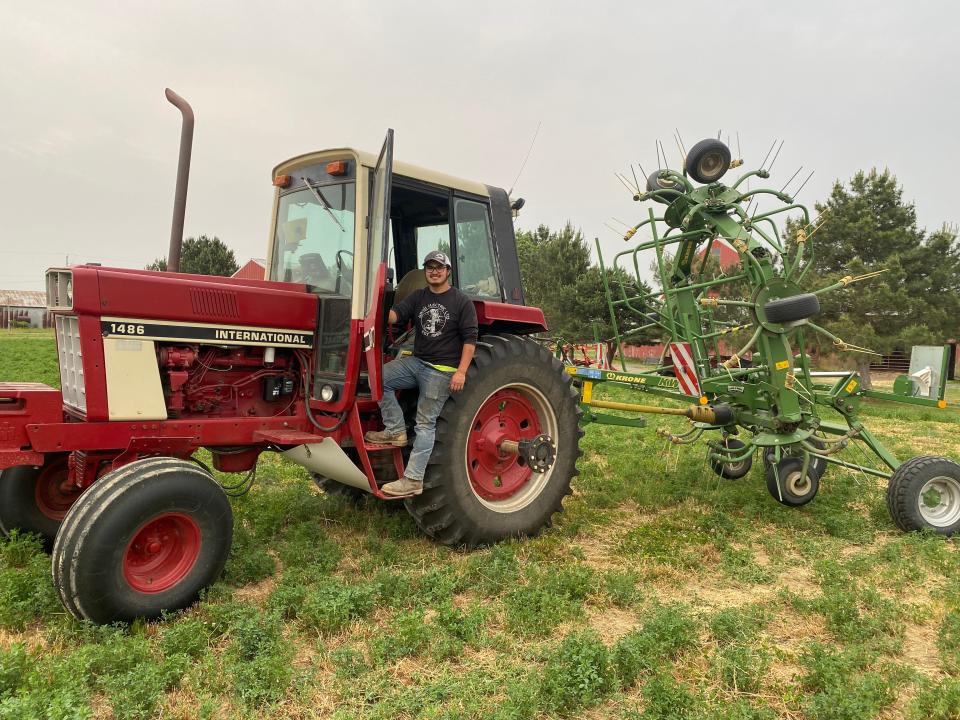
[232,258,266,280]
[697,238,740,270]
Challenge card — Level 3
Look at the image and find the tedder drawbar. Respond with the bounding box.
[569,136,960,533]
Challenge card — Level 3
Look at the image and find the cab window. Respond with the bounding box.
[455,198,500,299]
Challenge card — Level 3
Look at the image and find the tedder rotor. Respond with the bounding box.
[572,136,960,531]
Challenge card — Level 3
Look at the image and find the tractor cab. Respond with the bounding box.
[265,131,528,407]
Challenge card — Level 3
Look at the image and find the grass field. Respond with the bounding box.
[2,330,960,719]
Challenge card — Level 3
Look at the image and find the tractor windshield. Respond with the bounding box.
[271,181,355,295]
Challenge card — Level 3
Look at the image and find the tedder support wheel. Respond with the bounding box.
[886,455,960,535]
[765,456,820,506]
[763,438,828,482]
[404,334,583,547]
[763,293,820,324]
[0,455,79,547]
[52,457,233,623]
[709,438,753,480]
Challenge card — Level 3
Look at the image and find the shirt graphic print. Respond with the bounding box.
[418,303,450,338]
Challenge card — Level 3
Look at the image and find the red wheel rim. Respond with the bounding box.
[33,457,79,521]
[123,513,202,593]
[467,388,543,502]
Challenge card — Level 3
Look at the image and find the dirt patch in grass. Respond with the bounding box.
[586,606,639,644]
[899,620,941,677]
[778,564,819,598]
[234,572,279,604]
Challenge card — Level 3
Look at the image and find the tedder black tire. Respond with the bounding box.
[52,457,233,623]
[684,138,732,184]
[646,171,686,205]
[763,437,828,481]
[886,455,960,535]
[404,334,583,547]
[0,455,78,548]
[763,294,820,324]
[709,438,753,480]
[765,456,820,507]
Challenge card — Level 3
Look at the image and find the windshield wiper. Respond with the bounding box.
[300,176,346,232]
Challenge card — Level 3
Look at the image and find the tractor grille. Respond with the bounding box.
[55,315,86,413]
[190,287,240,319]
[45,269,73,310]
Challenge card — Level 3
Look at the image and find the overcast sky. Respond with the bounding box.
[1,1,957,290]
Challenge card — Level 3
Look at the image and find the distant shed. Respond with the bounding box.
[232,258,266,280]
[0,290,50,329]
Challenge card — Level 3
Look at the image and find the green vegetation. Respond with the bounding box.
[146,235,240,276]
[1,332,959,718]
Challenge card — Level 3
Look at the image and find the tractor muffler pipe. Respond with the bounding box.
[165,88,194,273]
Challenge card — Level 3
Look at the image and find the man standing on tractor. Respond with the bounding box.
[365,250,478,496]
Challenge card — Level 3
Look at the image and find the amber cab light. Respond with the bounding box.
[273,174,291,188]
[326,161,347,176]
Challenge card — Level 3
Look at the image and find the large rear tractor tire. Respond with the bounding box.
[0,455,79,548]
[887,455,960,535]
[405,334,583,547]
[52,457,233,623]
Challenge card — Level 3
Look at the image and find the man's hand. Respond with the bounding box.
[450,370,466,392]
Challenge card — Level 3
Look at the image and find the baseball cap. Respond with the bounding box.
[423,250,452,268]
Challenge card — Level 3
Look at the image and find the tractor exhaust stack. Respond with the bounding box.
[165,88,194,273]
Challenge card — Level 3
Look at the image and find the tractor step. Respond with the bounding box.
[251,429,319,445]
[363,441,408,451]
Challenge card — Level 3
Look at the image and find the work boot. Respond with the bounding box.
[364,429,408,446]
[381,477,423,497]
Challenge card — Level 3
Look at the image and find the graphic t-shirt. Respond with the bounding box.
[392,286,479,367]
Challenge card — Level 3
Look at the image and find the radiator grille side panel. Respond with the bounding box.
[190,288,240,319]
[55,315,86,413]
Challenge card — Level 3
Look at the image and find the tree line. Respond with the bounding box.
[516,169,960,387]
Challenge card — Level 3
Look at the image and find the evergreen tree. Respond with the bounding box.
[516,223,653,354]
[790,169,960,388]
[147,235,239,277]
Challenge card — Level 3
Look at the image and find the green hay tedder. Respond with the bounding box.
[573,136,960,534]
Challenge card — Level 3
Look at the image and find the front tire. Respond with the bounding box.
[52,457,233,623]
[405,334,583,547]
[887,456,960,535]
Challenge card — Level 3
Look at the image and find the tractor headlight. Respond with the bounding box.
[65,278,73,305]
[319,384,336,402]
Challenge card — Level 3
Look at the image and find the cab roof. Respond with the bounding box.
[273,148,492,198]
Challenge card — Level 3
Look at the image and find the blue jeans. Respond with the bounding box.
[378,355,452,482]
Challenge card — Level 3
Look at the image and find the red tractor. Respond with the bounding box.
[0,118,582,623]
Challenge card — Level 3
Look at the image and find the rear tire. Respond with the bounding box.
[404,334,583,547]
[52,457,233,623]
[886,455,960,535]
[0,456,78,547]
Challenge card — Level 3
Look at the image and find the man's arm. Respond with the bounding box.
[390,290,418,327]
[450,294,479,392]
[450,342,475,392]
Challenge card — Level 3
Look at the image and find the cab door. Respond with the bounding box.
[362,129,394,401]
